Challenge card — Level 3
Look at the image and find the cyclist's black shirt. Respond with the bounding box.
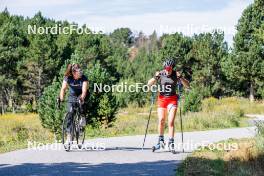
[157,70,180,97]
[64,75,88,97]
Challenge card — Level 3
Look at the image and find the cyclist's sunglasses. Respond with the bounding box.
[72,64,83,74]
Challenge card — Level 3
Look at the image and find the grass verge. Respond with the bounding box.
[0,97,263,152]
[0,113,53,153]
[86,97,264,138]
[176,138,264,176]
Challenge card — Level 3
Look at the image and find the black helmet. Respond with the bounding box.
[163,58,176,68]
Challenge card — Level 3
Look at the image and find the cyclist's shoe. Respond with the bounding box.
[152,136,165,152]
[64,134,72,151]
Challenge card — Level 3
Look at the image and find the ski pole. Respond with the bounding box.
[142,91,155,150]
[178,84,184,153]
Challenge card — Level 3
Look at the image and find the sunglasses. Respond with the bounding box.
[164,66,173,71]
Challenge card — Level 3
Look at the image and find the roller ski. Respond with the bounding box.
[152,136,178,154]
[152,141,166,152]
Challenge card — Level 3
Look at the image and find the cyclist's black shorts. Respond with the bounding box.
[67,95,88,115]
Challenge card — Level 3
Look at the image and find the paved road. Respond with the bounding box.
[0,125,258,176]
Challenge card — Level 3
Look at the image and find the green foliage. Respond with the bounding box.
[128,49,161,82]
[188,32,228,97]
[160,33,192,61]
[86,62,118,126]
[221,0,264,100]
[38,79,66,135]
[1,0,264,116]
[183,88,203,113]
[110,28,134,47]
[0,12,27,112]
[114,78,148,107]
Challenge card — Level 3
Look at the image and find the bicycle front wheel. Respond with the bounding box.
[62,113,75,150]
[75,114,85,149]
[62,113,68,145]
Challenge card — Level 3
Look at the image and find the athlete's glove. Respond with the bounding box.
[154,71,160,81]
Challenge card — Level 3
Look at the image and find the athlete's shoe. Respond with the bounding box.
[168,138,178,154]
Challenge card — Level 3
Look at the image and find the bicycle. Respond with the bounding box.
[57,97,86,151]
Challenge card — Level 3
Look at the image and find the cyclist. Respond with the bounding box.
[59,63,89,145]
[147,58,190,152]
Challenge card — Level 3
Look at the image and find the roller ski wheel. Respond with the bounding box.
[152,141,165,152]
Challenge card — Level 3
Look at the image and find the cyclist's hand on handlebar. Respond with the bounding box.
[79,98,84,105]
[79,95,85,104]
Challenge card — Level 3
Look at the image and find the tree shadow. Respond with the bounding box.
[66,147,152,153]
[0,160,182,176]
[69,146,191,154]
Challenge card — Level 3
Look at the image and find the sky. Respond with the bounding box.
[0,0,254,44]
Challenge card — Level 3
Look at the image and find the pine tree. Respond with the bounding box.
[222,0,264,101]
[0,11,28,113]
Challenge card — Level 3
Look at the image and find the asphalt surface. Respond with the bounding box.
[0,124,259,176]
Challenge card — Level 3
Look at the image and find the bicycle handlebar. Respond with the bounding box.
[56,96,84,110]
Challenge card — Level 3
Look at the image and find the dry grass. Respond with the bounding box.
[176,138,264,176]
[1,97,263,153]
[86,97,262,138]
[0,113,53,153]
[202,97,264,114]
[174,97,264,131]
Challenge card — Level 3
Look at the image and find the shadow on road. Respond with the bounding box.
[67,147,191,154]
[66,147,152,153]
[0,160,181,176]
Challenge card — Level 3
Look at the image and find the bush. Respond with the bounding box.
[183,88,203,113]
[114,78,148,108]
[85,62,118,127]
[38,80,66,136]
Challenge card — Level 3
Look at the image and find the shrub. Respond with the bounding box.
[201,97,219,112]
[38,80,65,136]
[183,88,203,113]
[114,78,148,108]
